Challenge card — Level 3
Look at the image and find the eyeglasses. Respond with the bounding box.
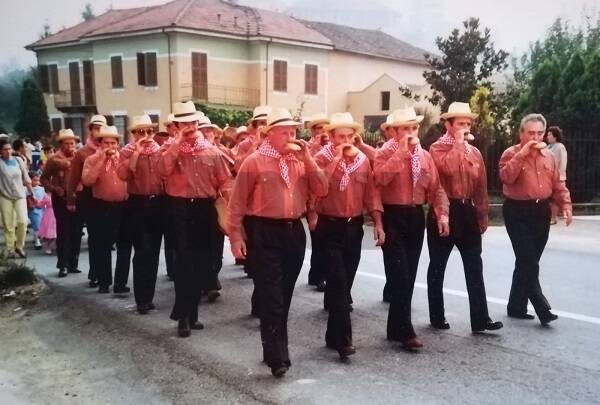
[133,128,154,135]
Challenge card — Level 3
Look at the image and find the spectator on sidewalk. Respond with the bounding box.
[27,172,45,250]
[0,139,32,258]
[545,126,568,225]
[36,188,56,255]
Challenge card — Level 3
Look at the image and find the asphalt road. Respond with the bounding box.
[4,217,600,404]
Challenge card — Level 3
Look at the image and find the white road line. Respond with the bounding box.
[356,271,600,326]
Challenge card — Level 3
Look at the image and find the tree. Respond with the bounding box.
[403,18,508,112]
[81,3,95,22]
[14,79,50,141]
[194,103,251,128]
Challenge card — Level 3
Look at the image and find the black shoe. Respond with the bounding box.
[508,312,535,320]
[207,290,220,303]
[88,280,99,288]
[178,319,191,337]
[472,320,503,333]
[431,320,451,330]
[540,312,558,326]
[98,285,110,294]
[147,303,156,310]
[58,268,68,278]
[113,285,130,294]
[316,280,326,292]
[190,321,204,330]
[67,268,82,274]
[338,345,356,359]
[137,304,149,315]
[271,366,288,378]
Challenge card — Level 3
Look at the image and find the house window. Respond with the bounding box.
[191,52,208,99]
[137,52,157,87]
[381,91,390,111]
[50,118,62,132]
[148,114,159,124]
[111,56,123,88]
[38,64,59,94]
[64,117,84,140]
[305,64,318,95]
[113,115,128,139]
[273,60,287,92]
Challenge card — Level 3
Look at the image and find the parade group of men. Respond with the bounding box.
[40,99,573,378]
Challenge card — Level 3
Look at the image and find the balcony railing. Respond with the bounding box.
[54,89,96,109]
[180,84,259,109]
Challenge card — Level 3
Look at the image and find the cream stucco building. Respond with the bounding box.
[26,0,432,140]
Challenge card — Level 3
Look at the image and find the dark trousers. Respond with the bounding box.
[161,196,176,278]
[308,229,326,285]
[245,216,306,369]
[242,218,260,317]
[206,227,225,292]
[426,200,490,329]
[89,200,124,287]
[169,197,215,323]
[383,205,425,341]
[52,194,83,271]
[316,215,363,350]
[130,195,164,305]
[77,188,96,281]
[114,198,133,288]
[382,247,392,301]
[504,199,552,317]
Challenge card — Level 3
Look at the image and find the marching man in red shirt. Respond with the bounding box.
[228,108,328,377]
[500,113,572,325]
[313,112,385,359]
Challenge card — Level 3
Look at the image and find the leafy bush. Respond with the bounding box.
[0,261,37,289]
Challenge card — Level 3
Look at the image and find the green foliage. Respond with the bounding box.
[406,18,508,112]
[14,78,50,141]
[0,261,37,289]
[39,22,51,39]
[81,3,95,21]
[194,103,251,129]
[0,66,31,132]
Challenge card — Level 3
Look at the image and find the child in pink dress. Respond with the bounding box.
[36,192,56,254]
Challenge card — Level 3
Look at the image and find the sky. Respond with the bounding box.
[1,0,599,71]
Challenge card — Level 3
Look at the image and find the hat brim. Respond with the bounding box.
[89,121,106,127]
[199,124,222,132]
[261,120,302,134]
[128,123,158,131]
[307,118,330,129]
[380,122,390,131]
[440,112,478,120]
[389,116,425,127]
[96,133,121,139]
[250,114,269,123]
[58,135,80,142]
[172,112,203,123]
[325,122,363,132]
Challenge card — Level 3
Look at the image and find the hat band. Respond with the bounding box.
[174,111,198,118]
[252,113,267,120]
[268,117,296,126]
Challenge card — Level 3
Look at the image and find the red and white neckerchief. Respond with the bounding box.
[121,140,161,158]
[178,136,208,155]
[318,144,366,191]
[437,132,470,155]
[85,137,98,152]
[105,151,120,173]
[387,138,422,186]
[257,139,298,189]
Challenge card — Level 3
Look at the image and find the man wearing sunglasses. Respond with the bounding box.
[118,115,163,313]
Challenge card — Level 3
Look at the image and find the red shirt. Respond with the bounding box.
[66,143,97,205]
[499,144,572,210]
[160,141,232,199]
[227,152,328,245]
[81,151,128,202]
[374,141,448,222]
[314,147,382,217]
[429,139,488,229]
[117,150,163,196]
[233,135,257,172]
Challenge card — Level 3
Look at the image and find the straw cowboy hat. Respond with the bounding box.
[128,114,158,131]
[198,115,222,132]
[261,108,301,133]
[235,126,249,136]
[0,133,9,140]
[380,114,394,131]
[440,102,478,120]
[95,125,121,139]
[89,115,107,127]
[325,112,362,132]
[388,107,424,127]
[171,101,204,123]
[306,113,329,129]
[163,113,175,126]
[250,105,272,122]
[57,128,80,142]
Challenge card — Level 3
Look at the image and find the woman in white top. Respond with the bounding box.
[545,126,568,224]
[0,139,32,257]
